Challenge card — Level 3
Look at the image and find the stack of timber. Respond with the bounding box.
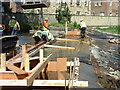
[0,38,88,88]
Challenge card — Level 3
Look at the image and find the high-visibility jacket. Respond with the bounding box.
[33,31,54,41]
[32,31,42,37]
[42,31,54,41]
[0,24,5,30]
[43,21,48,28]
[43,21,48,31]
[9,19,18,28]
[0,24,3,30]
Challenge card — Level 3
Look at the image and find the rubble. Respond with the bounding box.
[108,38,120,44]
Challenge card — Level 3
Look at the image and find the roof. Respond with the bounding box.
[21,3,50,9]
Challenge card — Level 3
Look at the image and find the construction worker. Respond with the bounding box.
[43,18,50,31]
[9,16,20,35]
[33,29,54,44]
[0,24,5,35]
[80,19,87,38]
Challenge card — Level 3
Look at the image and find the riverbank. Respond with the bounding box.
[92,26,120,36]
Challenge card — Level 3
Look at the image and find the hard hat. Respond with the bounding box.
[45,18,48,21]
[80,19,83,21]
[12,16,15,19]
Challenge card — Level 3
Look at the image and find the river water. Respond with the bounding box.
[88,30,120,78]
[18,31,120,72]
[17,30,120,88]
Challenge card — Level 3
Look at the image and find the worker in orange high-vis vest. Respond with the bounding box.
[0,24,5,35]
[43,18,50,31]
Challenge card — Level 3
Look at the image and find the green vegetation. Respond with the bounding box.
[20,23,32,32]
[56,2,71,24]
[49,23,64,27]
[49,22,80,31]
[2,3,12,13]
[97,26,120,34]
[29,10,34,14]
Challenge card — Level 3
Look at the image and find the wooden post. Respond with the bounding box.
[39,49,43,62]
[1,53,6,71]
[21,45,26,69]
[25,54,30,72]
[41,8,43,23]
[89,38,92,62]
[65,21,68,35]
[70,61,72,79]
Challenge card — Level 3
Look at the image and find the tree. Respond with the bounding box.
[2,2,12,13]
[56,2,71,24]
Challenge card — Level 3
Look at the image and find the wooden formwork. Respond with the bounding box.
[0,38,88,88]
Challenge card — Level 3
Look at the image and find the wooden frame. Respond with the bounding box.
[0,80,88,87]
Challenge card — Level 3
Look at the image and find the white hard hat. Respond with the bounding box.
[80,19,83,21]
[12,16,15,19]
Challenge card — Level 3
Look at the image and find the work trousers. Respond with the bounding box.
[80,27,86,38]
[10,27,18,35]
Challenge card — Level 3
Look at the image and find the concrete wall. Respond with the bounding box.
[2,13,119,27]
[44,14,119,26]
[71,16,119,26]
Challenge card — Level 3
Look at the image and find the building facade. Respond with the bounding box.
[43,0,91,15]
[91,0,119,16]
[43,0,119,16]
[1,0,119,16]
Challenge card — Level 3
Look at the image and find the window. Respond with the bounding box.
[62,0,65,3]
[109,13,112,16]
[98,2,102,6]
[76,0,80,6]
[116,13,118,16]
[76,11,80,15]
[85,12,88,15]
[110,1,112,6]
[100,12,105,16]
[56,0,60,3]
[70,0,74,7]
[79,1,81,6]
[94,2,98,6]
[85,1,88,6]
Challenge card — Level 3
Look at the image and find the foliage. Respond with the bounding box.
[20,23,32,32]
[29,9,34,14]
[49,22,80,31]
[49,23,64,27]
[56,2,71,24]
[2,2,12,13]
[97,26,120,34]
[73,21,80,29]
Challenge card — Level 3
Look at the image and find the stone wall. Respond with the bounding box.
[44,14,119,26]
[2,13,119,27]
[71,16,119,26]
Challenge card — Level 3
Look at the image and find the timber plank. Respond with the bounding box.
[57,38,79,42]
[6,64,28,75]
[33,80,88,87]
[25,54,52,86]
[44,44,75,49]
[0,80,27,86]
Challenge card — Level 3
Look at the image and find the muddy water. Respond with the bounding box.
[44,37,90,61]
[17,31,119,88]
[88,30,120,71]
[18,32,120,71]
